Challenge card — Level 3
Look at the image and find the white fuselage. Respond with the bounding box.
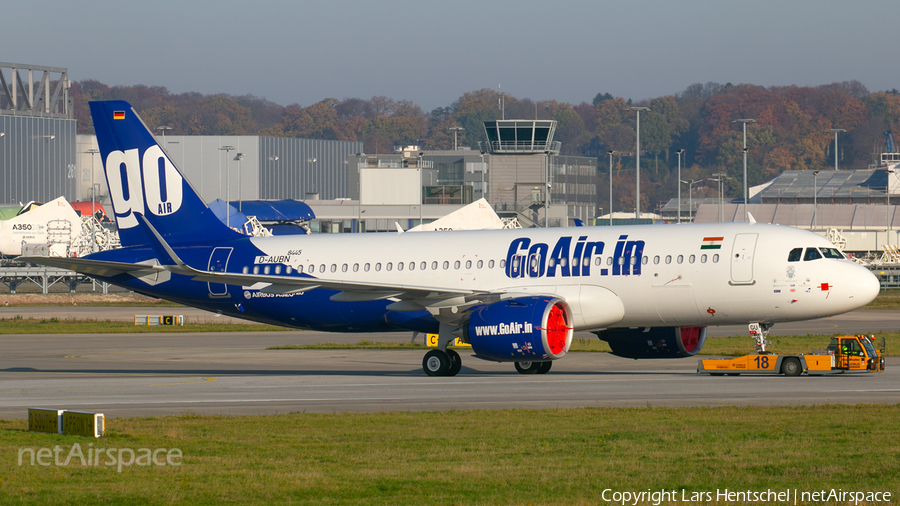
[246,222,880,330]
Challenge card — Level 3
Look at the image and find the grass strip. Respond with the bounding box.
[0,405,897,505]
[0,317,284,334]
[860,289,900,310]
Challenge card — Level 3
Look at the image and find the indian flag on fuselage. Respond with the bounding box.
[701,237,723,250]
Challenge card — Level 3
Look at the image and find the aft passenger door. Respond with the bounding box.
[207,247,233,297]
[730,233,758,285]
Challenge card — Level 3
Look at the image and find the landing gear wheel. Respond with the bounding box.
[423,350,450,376]
[536,361,552,374]
[446,349,462,376]
[782,357,802,377]
[514,361,542,374]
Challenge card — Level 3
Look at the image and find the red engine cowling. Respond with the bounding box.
[464,296,573,362]
[594,326,707,359]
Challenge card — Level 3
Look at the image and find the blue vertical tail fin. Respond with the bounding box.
[89,100,242,247]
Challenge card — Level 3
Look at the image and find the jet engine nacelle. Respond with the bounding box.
[464,296,573,362]
[595,326,707,359]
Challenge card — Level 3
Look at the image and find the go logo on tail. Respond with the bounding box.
[105,145,183,229]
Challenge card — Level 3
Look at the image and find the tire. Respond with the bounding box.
[710,373,725,376]
[446,349,462,376]
[536,361,553,374]
[782,357,802,377]
[514,361,541,374]
[423,350,450,376]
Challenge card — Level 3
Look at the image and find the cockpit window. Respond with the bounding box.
[820,248,844,259]
[803,248,822,261]
[788,248,802,262]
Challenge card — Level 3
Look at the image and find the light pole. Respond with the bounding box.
[479,151,486,201]
[418,152,425,226]
[85,148,100,252]
[220,146,234,228]
[607,150,615,226]
[888,168,895,248]
[235,153,244,212]
[733,118,756,222]
[676,149,685,223]
[307,157,317,198]
[681,179,701,222]
[449,126,464,151]
[813,170,820,232]
[544,151,552,227]
[629,106,650,218]
[827,128,846,171]
[709,173,729,223]
[157,126,172,153]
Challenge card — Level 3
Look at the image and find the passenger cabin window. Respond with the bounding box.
[803,248,822,261]
[788,248,803,262]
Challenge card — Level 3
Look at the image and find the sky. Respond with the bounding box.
[3,0,896,111]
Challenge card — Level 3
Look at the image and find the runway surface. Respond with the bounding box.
[0,307,898,418]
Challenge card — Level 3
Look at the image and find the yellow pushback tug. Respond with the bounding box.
[698,335,886,376]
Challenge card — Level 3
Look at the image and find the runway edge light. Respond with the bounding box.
[62,411,105,438]
[28,408,64,434]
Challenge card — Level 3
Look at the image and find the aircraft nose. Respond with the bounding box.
[850,262,880,307]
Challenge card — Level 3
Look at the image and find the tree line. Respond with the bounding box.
[72,79,900,213]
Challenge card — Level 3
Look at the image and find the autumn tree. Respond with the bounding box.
[640,96,689,172]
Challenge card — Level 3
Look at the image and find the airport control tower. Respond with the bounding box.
[481,120,562,227]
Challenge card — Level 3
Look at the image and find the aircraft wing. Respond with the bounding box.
[20,254,477,303]
[16,256,167,277]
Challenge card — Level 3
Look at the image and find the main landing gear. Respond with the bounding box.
[422,322,463,376]
[514,361,552,374]
[422,349,461,377]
